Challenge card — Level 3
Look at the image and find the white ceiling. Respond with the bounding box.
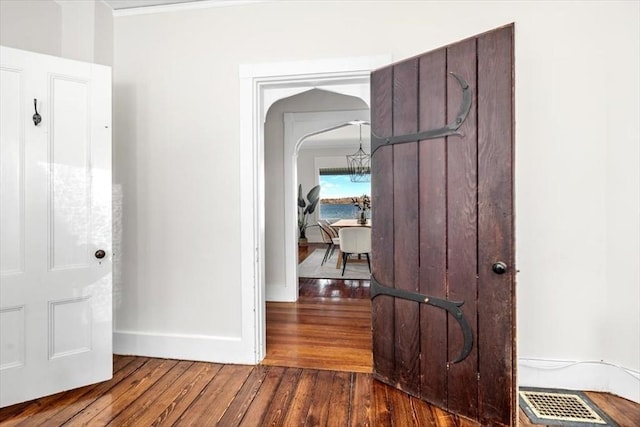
[102,0,205,10]
[301,123,371,151]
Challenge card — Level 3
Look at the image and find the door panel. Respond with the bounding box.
[418,47,448,407]
[371,25,515,426]
[446,35,479,418]
[0,67,25,277]
[370,65,395,382]
[477,28,515,425]
[0,306,24,370]
[392,58,420,394]
[50,76,91,270]
[0,47,112,408]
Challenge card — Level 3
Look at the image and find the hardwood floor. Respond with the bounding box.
[263,297,372,373]
[0,355,472,426]
[1,245,637,426]
[264,242,372,372]
[1,355,637,426]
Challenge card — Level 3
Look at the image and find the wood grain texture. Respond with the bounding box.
[281,369,317,426]
[366,24,521,424]
[263,298,372,373]
[370,64,396,385]
[0,356,640,427]
[178,364,254,426]
[217,366,269,426]
[3,356,145,427]
[327,371,351,427]
[105,360,194,426]
[1,273,635,426]
[585,391,640,427]
[349,372,373,426]
[0,353,637,425]
[64,357,179,426]
[304,370,335,426]
[445,35,479,419]
[477,24,516,427]
[392,57,421,395]
[147,361,223,426]
[260,367,302,426]
[418,47,449,408]
[369,26,517,425]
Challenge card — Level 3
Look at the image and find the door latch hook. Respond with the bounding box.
[33,99,41,126]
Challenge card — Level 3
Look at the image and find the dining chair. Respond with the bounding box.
[338,227,371,276]
[317,221,337,265]
[324,220,340,240]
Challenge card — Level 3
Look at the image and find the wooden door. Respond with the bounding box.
[370,25,515,425]
[0,46,112,407]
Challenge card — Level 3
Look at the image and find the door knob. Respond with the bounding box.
[95,250,106,259]
[492,261,507,275]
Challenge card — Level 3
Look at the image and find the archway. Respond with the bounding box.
[264,91,368,302]
[239,55,391,362]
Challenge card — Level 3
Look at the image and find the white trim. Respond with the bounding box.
[112,0,266,17]
[519,358,640,403]
[113,331,255,364]
[278,110,370,302]
[264,284,293,302]
[239,55,391,361]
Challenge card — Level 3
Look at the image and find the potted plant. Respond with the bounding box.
[298,184,321,245]
[352,194,371,224]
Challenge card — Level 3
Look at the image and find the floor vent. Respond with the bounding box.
[519,387,618,426]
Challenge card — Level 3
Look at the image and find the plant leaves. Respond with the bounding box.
[297,184,305,208]
[306,184,321,204]
[305,197,320,215]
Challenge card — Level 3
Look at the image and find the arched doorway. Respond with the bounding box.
[264,90,368,302]
[239,55,391,362]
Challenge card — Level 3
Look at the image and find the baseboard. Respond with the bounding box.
[519,358,640,403]
[265,282,297,302]
[113,330,256,365]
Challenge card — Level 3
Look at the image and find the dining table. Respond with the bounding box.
[330,218,371,228]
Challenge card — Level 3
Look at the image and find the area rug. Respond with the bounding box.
[298,249,371,280]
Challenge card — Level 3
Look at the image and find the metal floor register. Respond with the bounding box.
[519,387,618,427]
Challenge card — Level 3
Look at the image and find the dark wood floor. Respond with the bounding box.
[2,353,637,427]
[0,244,637,426]
[0,355,477,426]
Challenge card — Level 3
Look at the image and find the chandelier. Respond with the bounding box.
[346,123,371,182]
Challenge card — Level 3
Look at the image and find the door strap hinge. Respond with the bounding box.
[371,72,472,156]
[370,275,474,364]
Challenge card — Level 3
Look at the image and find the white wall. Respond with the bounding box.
[93,1,114,66]
[0,0,113,66]
[0,0,61,57]
[110,0,639,398]
[264,89,367,291]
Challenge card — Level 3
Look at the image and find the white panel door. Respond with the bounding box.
[0,46,112,408]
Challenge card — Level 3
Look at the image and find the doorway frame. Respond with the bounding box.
[239,54,391,362]
[273,109,371,302]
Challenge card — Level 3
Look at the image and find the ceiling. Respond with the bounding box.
[301,123,371,151]
[102,0,206,10]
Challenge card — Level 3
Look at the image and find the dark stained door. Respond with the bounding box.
[370,25,515,426]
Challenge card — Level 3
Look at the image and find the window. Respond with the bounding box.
[318,168,371,221]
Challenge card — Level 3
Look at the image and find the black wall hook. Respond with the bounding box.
[33,98,41,126]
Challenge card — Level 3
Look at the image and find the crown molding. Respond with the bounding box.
[112,0,267,17]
